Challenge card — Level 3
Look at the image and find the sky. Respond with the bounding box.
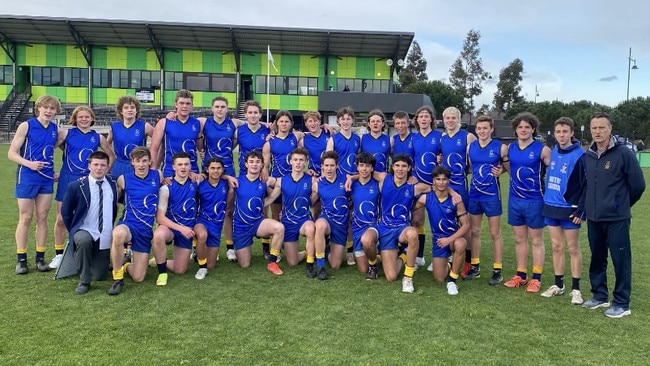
[2,0,649,108]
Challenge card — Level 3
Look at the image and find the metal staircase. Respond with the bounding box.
[0,84,31,132]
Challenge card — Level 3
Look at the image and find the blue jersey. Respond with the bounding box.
[203,116,236,175]
[425,193,459,240]
[508,140,545,201]
[303,130,330,176]
[233,175,267,225]
[332,132,360,176]
[379,176,416,228]
[350,178,380,232]
[61,127,101,175]
[16,117,58,185]
[163,117,201,177]
[119,169,160,229]
[281,173,313,225]
[392,132,415,160]
[237,124,270,174]
[468,139,503,202]
[317,173,350,226]
[197,179,229,224]
[361,133,390,172]
[110,119,148,165]
[412,130,442,184]
[164,178,198,227]
[544,141,584,209]
[441,130,469,191]
[269,134,298,178]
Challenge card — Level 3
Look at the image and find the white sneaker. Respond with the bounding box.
[194,268,208,280]
[541,285,565,298]
[48,254,63,269]
[226,249,237,262]
[402,277,414,293]
[427,262,433,272]
[414,256,425,270]
[346,252,355,266]
[570,289,584,305]
[447,281,459,295]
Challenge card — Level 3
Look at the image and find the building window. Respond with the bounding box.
[255,75,318,95]
[337,78,388,93]
[0,65,13,84]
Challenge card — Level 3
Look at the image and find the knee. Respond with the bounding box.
[131,273,145,283]
[385,272,397,282]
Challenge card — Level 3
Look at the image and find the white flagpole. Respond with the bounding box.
[267,45,271,123]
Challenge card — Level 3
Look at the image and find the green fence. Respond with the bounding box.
[638,152,650,168]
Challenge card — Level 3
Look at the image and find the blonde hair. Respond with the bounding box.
[69,105,96,127]
[34,95,62,116]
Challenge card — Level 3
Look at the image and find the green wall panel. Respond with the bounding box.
[164,49,183,71]
[126,48,148,70]
[106,47,127,69]
[92,47,108,69]
[201,50,221,73]
[0,84,12,100]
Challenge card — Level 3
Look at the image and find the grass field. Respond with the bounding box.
[0,144,648,365]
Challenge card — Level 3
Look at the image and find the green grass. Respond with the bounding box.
[1,144,649,365]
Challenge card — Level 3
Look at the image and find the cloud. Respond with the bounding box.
[598,76,618,82]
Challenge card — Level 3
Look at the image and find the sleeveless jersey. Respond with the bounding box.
[361,133,390,172]
[203,116,236,174]
[303,130,330,176]
[269,133,298,178]
[16,117,58,184]
[468,139,503,202]
[110,119,148,165]
[392,132,414,160]
[351,178,380,231]
[237,124,270,174]
[441,130,469,191]
[197,178,229,224]
[119,169,160,228]
[425,193,459,239]
[508,140,545,201]
[233,175,267,225]
[163,117,201,176]
[379,176,416,228]
[164,178,198,227]
[61,127,101,175]
[412,130,442,184]
[544,141,584,209]
[280,173,313,225]
[332,132,360,176]
[317,173,349,226]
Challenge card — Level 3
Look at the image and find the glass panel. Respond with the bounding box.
[186,74,210,91]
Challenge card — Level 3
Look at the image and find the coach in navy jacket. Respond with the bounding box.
[61,151,118,294]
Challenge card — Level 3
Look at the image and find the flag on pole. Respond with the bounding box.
[267,45,278,72]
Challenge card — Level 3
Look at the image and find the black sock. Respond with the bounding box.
[572,277,580,291]
[554,275,564,288]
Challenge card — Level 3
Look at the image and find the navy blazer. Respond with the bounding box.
[60,175,118,251]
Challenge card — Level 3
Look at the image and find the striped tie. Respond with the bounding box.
[97,180,104,233]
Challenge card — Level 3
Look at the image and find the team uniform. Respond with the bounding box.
[424,192,459,258]
[317,173,350,245]
[332,133,360,176]
[542,141,586,229]
[162,117,201,177]
[360,133,390,172]
[281,174,314,242]
[56,127,101,201]
[468,139,504,217]
[377,176,416,251]
[412,130,442,184]
[303,130,330,176]
[117,169,161,253]
[160,179,198,249]
[441,130,469,204]
[350,178,380,252]
[232,175,267,249]
[269,134,298,178]
[110,119,148,178]
[507,140,546,228]
[392,132,415,160]
[237,124,270,175]
[203,116,237,176]
[196,179,229,247]
[15,117,58,198]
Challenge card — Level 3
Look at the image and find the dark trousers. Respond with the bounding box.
[587,219,632,308]
[73,230,110,284]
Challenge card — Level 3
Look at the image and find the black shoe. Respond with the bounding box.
[15,260,28,275]
[107,280,124,296]
[366,265,378,281]
[306,264,317,278]
[36,259,50,272]
[463,265,480,280]
[489,270,503,286]
[75,283,91,295]
[317,266,328,280]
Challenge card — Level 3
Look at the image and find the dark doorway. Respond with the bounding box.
[241,75,253,101]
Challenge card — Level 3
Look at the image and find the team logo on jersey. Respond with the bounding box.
[550,161,556,170]
[605,161,611,170]
[456,139,462,146]
[151,179,157,186]
[528,151,535,159]
[90,136,97,143]
[192,124,197,132]
[226,125,232,131]
[257,183,263,190]
[560,163,568,174]
[489,149,496,158]
[135,129,141,137]
[445,205,454,214]
[381,141,387,147]
[291,140,296,146]
[339,183,345,190]
[303,183,308,190]
[51,130,57,138]
[369,186,375,194]
[404,190,411,198]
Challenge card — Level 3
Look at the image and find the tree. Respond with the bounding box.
[493,58,524,113]
[449,29,491,120]
[398,41,428,90]
[403,80,465,117]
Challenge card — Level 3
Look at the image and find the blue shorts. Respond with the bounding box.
[56,172,83,201]
[544,217,580,230]
[167,228,193,249]
[377,223,409,251]
[283,217,312,243]
[15,182,54,199]
[353,225,378,252]
[508,198,545,229]
[432,236,452,258]
[110,160,133,180]
[117,221,153,253]
[233,219,263,250]
[317,216,347,246]
[195,219,224,248]
[468,199,503,217]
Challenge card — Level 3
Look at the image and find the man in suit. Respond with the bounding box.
[61,151,117,294]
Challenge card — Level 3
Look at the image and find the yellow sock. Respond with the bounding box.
[399,253,407,264]
[192,238,197,249]
[532,266,543,274]
[262,238,270,245]
[307,256,315,264]
[368,259,377,266]
[36,245,46,253]
[416,226,425,235]
[346,241,353,249]
[316,252,325,259]
[198,258,207,266]
[270,248,280,257]
[122,262,131,274]
[55,244,65,251]
[17,248,27,254]
[471,258,480,265]
[226,240,234,245]
[113,268,124,281]
[404,265,415,277]
[493,262,503,270]
[449,271,459,280]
